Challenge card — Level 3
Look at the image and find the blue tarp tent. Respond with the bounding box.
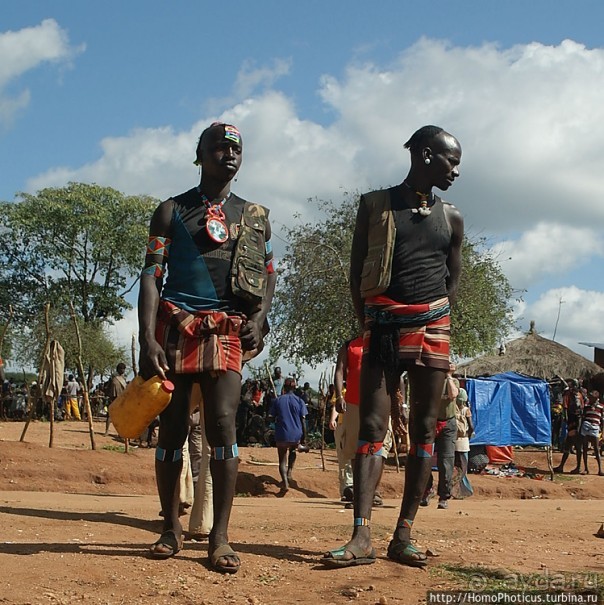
[466,371,551,446]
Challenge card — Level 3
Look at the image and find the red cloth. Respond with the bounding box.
[363,295,450,370]
[486,445,514,464]
[155,300,244,375]
[344,337,363,406]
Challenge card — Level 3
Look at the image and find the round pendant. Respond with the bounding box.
[206,217,229,243]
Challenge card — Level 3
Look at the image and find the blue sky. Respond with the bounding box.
[2,1,604,379]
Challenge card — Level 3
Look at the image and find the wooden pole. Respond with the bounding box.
[48,343,55,449]
[125,334,138,452]
[546,445,554,481]
[0,305,14,389]
[20,303,51,443]
[264,362,277,394]
[131,334,138,377]
[318,371,326,471]
[0,304,14,354]
[69,302,96,450]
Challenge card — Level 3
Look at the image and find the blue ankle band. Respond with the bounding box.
[354,517,370,527]
[155,447,183,462]
[211,443,239,460]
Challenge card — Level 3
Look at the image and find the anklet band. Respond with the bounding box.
[397,518,414,529]
[409,443,434,458]
[155,447,183,462]
[354,517,370,527]
[211,444,239,460]
[356,440,384,457]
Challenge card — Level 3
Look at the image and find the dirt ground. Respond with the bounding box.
[1,420,603,605]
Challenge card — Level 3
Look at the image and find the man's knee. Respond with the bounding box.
[410,416,437,444]
[157,423,189,450]
[359,410,389,442]
[207,406,237,445]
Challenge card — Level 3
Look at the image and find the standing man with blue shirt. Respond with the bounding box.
[269,377,308,493]
[138,122,276,573]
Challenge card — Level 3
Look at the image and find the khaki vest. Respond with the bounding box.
[231,202,270,303]
[359,189,396,298]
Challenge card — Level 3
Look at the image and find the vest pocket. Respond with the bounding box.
[232,254,266,302]
[360,245,386,296]
[231,204,268,302]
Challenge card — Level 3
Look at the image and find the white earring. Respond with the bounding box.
[425,158,430,165]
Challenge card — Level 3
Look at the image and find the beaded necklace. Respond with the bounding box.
[197,187,230,243]
[403,180,432,216]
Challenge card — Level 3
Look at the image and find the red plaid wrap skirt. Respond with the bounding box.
[155,300,244,375]
[363,295,451,370]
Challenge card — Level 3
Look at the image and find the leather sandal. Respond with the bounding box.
[322,544,376,568]
[209,544,240,574]
[387,540,428,568]
[149,530,183,560]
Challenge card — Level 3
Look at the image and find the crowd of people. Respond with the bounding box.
[1,372,124,423]
[0,378,29,419]
[551,376,604,476]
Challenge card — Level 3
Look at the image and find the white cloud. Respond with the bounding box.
[491,223,604,290]
[22,38,604,366]
[522,286,604,357]
[29,125,196,199]
[105,307,139,363]
[233,58,292,100]
[0,19,84,126]
[24,37,604,234]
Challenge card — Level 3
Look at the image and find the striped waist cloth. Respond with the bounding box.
[365,295,450,327]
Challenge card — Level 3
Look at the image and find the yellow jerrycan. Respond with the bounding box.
[109,375,174,439]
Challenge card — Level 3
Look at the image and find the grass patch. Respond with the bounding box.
[102,444,126,453]
[553,474,581,483]
[431,564,603,597]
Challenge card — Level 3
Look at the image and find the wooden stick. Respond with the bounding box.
[0,304,14,355]
[318,371,326,471]
[20,303,51,443]
[69,301,96,450]
[131,334,138,377]
[264,362,277,395]
[48,341,55,449]
[391,414,400,473]
[126,334,138,451]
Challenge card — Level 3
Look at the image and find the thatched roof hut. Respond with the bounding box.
[458,322,603,380]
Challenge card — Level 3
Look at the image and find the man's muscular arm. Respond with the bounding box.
[349,197,369,329]
[333,342,349,414]
[138,200,173,380]
[443,203,464,308]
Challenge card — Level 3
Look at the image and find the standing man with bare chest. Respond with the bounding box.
[324,125,464,568]
[138,122,276,573]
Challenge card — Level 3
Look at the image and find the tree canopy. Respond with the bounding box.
[0,182,157,377]
[269,194,515,367]
[0,182,157,325]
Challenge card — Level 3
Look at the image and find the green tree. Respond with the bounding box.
[452,238,516,358]
[0,182,157,325]
[269,195,359,367]
[269,194,515,367]
[0,182,156,379]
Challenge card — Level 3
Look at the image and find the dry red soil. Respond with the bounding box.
[1,420,602,605]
